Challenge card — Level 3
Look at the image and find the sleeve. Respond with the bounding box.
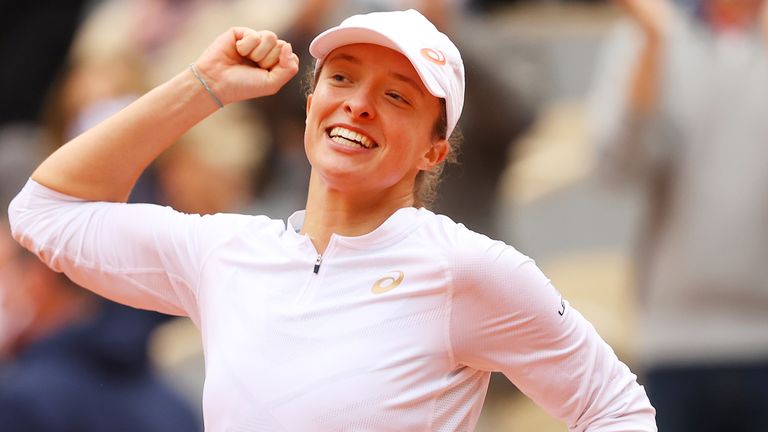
[7,179,249,325]
[449,233,656,431]
[586,20,666,185]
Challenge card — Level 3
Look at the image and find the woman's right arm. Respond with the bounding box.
[31,27,299,202]
[7,28,298,320]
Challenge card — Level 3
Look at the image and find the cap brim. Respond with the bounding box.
[309,27,446,99]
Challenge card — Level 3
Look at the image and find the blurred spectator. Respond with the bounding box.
[589,0,768,430]
[154,107,267,214]
[0,218,203,432]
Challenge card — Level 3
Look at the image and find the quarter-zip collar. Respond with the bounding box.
[285,207,426,250]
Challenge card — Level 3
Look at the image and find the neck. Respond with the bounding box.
[301,170,415,254]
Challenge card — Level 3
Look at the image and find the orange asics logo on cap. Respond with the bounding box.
[420,48,446,65]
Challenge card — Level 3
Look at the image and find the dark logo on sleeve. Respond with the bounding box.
[558,296,566,316]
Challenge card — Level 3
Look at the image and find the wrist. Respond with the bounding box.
[189,63,225,109]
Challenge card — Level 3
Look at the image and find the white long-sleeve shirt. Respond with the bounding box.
[9,179,656,431]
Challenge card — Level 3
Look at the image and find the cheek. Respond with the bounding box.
[304,104,325,140]
[385,117,434,157]
[303,121,314,158]
[305,91,335,132]
[308,84,336,112]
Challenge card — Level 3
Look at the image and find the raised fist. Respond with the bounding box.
[192,27,300,106]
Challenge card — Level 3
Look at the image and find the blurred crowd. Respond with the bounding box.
[2,0,768,431]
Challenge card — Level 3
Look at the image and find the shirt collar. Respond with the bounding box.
[284,207,426,250]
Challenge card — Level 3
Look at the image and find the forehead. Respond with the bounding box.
[324,44,428,88]
[325,43,411,66]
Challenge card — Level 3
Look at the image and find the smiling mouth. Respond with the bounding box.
[327,127,378,149]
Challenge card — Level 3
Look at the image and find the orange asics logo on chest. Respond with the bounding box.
[371,271,405,294]
[420,48,446,65]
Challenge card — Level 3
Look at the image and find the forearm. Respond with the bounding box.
[32,67,218,202]
[613,0,668,116]
[627,36,661,116]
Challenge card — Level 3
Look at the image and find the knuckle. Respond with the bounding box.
[261,31,277,43]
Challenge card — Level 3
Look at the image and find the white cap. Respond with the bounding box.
[309,9,465,139]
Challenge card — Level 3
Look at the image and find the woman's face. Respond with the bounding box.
[304,43,447,199]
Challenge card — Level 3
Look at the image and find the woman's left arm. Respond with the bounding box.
[449,235,656,431]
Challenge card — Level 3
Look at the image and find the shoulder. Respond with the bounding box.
[191,211,286,244]
[145,211,290,264]
[414,209,531,271]
[197,212,283,233]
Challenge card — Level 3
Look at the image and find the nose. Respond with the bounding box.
[343,88,376,120]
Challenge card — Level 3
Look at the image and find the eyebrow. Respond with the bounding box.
[326,53,425,96]
[390,71,425,96]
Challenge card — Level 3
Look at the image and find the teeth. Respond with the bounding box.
[329,127,375,149]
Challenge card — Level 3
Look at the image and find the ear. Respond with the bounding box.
[418,139,450,171]
[306,93,313,116]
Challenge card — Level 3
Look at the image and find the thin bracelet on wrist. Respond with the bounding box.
[189,63,224,109]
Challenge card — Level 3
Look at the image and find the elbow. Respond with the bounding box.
[7,186,27,242]
[7,185,35,253]
[574,379,657,432]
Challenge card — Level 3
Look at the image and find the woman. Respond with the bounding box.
[9,9,656,431]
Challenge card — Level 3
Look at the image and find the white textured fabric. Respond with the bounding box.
[9,179,656,431]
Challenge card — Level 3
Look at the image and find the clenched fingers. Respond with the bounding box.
[259,40,286,70]
[267,43,300,89]
[235,29,285,69]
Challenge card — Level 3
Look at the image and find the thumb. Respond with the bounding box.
[267,43,300,89]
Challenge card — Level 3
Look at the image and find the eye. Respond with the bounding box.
[386,91,411,106]
[329,73,349,83]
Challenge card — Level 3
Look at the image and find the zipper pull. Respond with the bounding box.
[313,254,322,274]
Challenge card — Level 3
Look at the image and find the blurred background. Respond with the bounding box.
[3,0,768,431]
